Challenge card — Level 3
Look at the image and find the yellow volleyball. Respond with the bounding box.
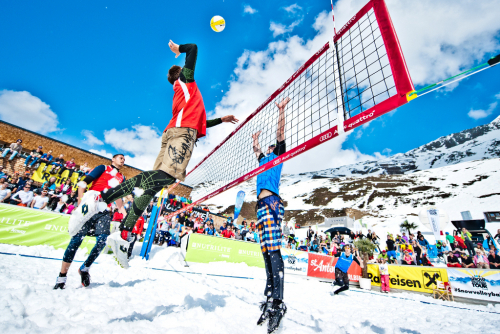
[210,15,225,32]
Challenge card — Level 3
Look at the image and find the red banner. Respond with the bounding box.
[347,261,362,282]
[307,253,337,279]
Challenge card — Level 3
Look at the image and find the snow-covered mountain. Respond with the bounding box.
[307,115,500,178]
[204,117,499,234]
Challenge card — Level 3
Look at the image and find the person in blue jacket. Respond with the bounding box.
[252,97,290,333]
[332,246,360,295]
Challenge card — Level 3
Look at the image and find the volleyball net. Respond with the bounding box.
[167,0,415,217]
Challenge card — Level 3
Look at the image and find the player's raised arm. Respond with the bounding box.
[252,131,263,160]
[275,97,290,142]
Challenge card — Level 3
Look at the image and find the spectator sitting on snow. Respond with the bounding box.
[401,250,414,265]
[2,139,23,161]
[219,221,227,233]
[61,178,73,195]
[474,250,489,269]
[42,176,57,191]
[11,184,33,206]
[447,252,462,267]
[222,225,235,239]
[488,249,500,269]
[205,223,216,236]
[460,253,475,268]
[24,146,43,167]
[298,240,308,252]
[0,182,12,203]
[52,195,68,213]
[195,223,205,234]
[234,227,242,240]
[30,189,49,209]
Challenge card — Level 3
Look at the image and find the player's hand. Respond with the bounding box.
[169,40,181,58]
[221,115,239,124]
[275,97,291,110]
[252,131,261,140]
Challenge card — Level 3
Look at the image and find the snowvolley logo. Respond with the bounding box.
[288,254,296,264]
[471,275,488,290]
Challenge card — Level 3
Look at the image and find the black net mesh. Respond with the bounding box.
[184,8,396,202]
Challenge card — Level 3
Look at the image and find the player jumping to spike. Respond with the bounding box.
[252,97,290,334]
[54,154,127,289]
[67,41,239,269]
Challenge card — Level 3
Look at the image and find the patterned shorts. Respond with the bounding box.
[256,195,284,254]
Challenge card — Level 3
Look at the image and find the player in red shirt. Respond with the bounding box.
[54,154,127,289]
[127,215,145,259]
[69,41,239,269]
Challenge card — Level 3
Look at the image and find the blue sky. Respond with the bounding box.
[1,0,499,173]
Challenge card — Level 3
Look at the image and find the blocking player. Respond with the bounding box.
[252,97,289,334]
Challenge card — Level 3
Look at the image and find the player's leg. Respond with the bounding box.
[257,250,274,326]
[106,128,197,267]
[77,212,111,287]
[334,270,350,295]
[54,220,91,289]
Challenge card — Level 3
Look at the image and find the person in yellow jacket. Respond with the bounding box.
[461,228,475,256]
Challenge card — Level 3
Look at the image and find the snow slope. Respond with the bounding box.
[1,243,500,334]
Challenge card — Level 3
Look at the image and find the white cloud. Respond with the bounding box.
[89,149,112,159]
[243,5,257,15]
[270,20,302,37]
[82,130,104,146]
[0,90,59,134]
[102,125,162,170]
[283,4,302,14]
[468,102,498,120]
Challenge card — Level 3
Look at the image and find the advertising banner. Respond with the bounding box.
[367,264,448,293]
[347,261,362,282]
[185,233,264,268]
[233,191,245,222]
[448,268,500,302]
[427,209,442,241]
[31,163,80,189]
[307,253,337,280]
[281,248,309,276]
[0,204,95,250]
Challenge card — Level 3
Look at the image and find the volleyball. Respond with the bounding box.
[210,15,225,32]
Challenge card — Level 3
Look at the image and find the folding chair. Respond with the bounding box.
[433,281,454,301]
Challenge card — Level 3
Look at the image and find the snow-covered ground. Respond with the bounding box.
[1,243,500,333]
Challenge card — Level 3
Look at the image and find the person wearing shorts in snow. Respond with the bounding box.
[67,40,239,269]
[252,97,290,334]
[54,154,127,289]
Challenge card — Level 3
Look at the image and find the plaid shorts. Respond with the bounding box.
[256,195,284,254]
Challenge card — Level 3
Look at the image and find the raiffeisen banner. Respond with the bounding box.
[0,204,96,250]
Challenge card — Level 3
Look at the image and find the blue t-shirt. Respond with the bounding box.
[336,253,354,273]
[256,141,286,197]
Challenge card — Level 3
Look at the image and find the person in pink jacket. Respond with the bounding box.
[474,250,490,269]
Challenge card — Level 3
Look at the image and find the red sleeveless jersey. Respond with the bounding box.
[89,165,125,193]
[165,79,207,138]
